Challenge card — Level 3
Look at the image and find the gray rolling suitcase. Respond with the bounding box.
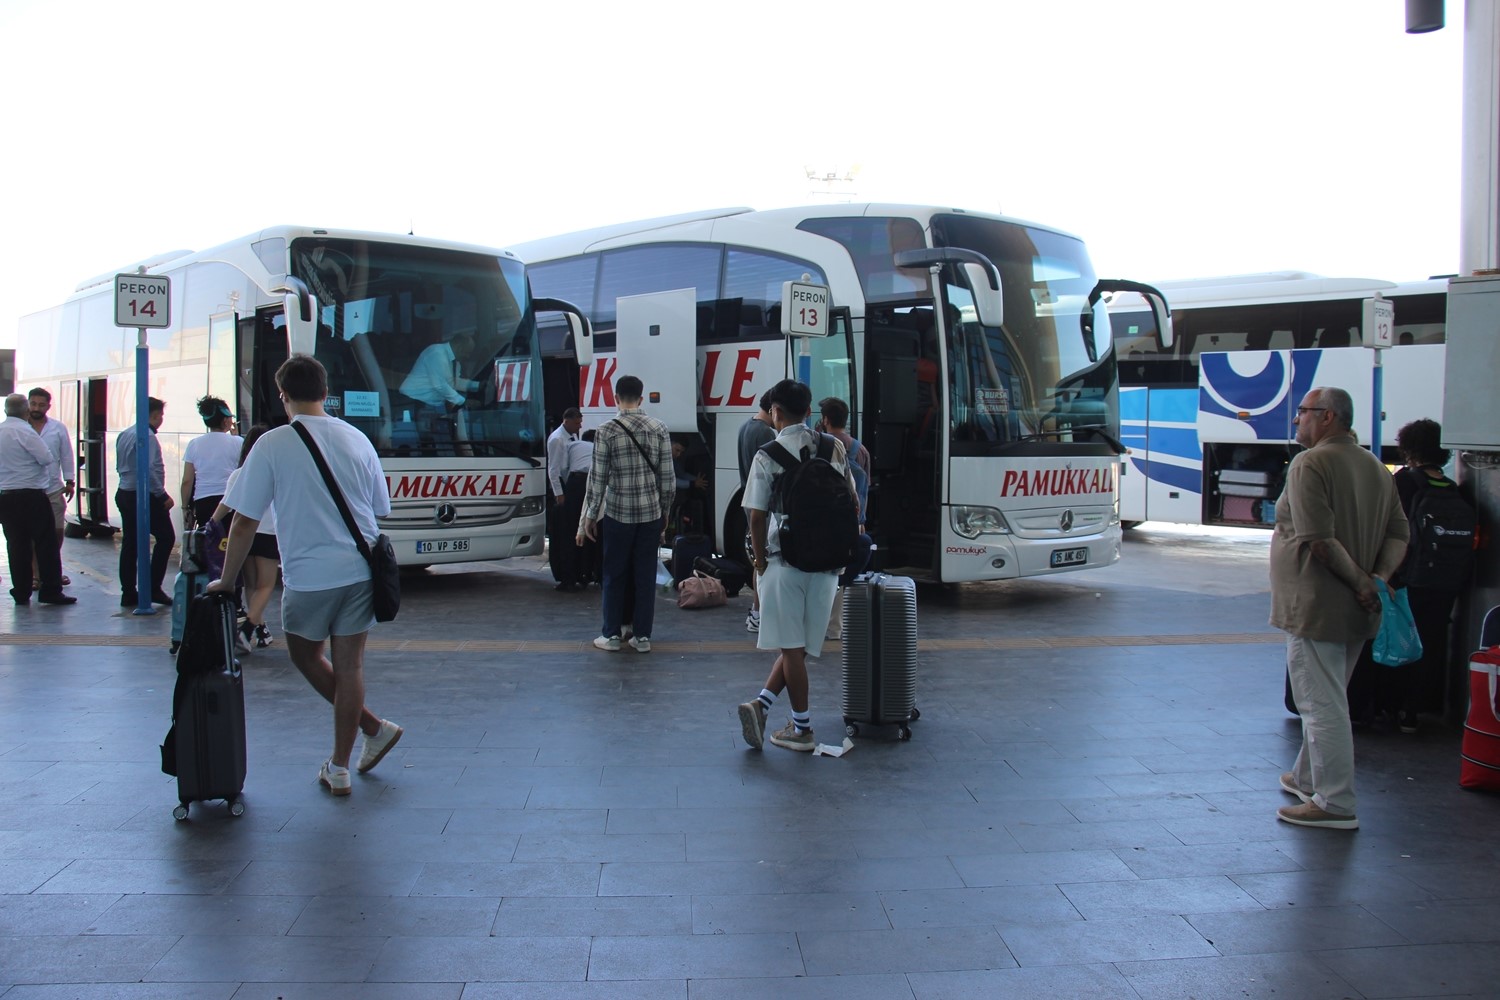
[840,572,920,740]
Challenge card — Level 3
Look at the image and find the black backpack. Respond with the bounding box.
[762,433,860,573]
[1403,474,1476,591]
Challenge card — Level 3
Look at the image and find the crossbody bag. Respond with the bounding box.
[292,422,401,622]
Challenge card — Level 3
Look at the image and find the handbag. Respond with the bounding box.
[676,570,727,609]
[1372,578,1422,667]
[292,422,401,623]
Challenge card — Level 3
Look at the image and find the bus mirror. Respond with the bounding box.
[533,296,592,367]
[963,262,1004,327]
[1144,292,1174,350]
[567,312,593,367]
[271,277,317,356]
[1090,279,1173,351]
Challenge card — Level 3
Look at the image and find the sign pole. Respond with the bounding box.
[133,326,153,614]
[1362,293,1394,459]
[114,265,171,616]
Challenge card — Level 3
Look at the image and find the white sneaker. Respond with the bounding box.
[593,635,622,652]
[357,720,403,773]
[318,759,351,796]
[628,636,651,653]
[745,609,760,633]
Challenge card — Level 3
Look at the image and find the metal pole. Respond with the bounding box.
[1371,349,1384,458]
[133,264,155,615]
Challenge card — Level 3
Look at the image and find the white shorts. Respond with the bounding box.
[282,580,375,641]
[755,559,838,657]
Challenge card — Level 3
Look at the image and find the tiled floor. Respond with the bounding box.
[1,525,1496,998]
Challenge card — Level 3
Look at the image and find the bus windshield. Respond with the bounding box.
[931,215,1115,452]
[291,238,542,460]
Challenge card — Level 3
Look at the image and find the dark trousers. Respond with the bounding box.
[191,495,222,527]
[555,472,592,586]
[0,489,62,601]
[601,516,660,640]
[1347,586,1459,721]
[116,489,175,597]
[838,532,875,587]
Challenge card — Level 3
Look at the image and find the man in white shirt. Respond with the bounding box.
[210,356,401,797]
[399,330,480,449]
[546,407,583,588]
[736,379,856,752]
[0,394,75,605]
[27,388,76,589]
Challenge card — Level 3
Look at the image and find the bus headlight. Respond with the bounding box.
[517,496,545,517]
[951,505,1011,539]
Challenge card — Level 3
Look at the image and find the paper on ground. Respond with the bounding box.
[813,737,854,757]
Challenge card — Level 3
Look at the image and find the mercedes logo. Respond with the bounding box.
[435,502,458,525]
[1059,509,1074,532]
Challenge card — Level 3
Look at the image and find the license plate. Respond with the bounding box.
[416,538,470,554]
[1050,546,1088,567]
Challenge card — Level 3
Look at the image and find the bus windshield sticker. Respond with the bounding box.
[977,386,1010,415]
[344,390,381,418]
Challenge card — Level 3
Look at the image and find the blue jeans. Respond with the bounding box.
[601,517,661,639]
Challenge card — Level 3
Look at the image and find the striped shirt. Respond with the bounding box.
[581,408,674,526]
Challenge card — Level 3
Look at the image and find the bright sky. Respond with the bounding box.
[0,0,1464,351]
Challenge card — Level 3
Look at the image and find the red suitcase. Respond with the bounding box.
[1461,647,1500,791]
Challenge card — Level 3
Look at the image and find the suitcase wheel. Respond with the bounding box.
[845,723,860,738]
[228,797,245,817]
[910,707,921,721]
[173,804,189,821]
[897,724,912,741]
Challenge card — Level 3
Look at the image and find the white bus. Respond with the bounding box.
[514,205,1170,583]
[1109,272,1447,528]
[17,226,589,564]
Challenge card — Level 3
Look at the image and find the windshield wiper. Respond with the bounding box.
[491,443,542,467]
[1007,425,1124,453]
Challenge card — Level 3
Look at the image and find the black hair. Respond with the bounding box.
[276,355,329,403]
[148,396,165,414]
[766,378,812,420]
[615,374,644,402]
[562,406,582,421]
[27,387,51,402]
[197,395,233,431]
[758,390,773,414]
[238,424,270,466]
[1396,418,1450,468]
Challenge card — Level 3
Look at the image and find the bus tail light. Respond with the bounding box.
[951,505,1011,539]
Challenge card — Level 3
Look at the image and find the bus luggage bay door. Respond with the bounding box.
[616,288,698,433]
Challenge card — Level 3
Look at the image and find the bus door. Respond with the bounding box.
[208,312,239,425]
[63,377,112,536]
[245,308,290,428]
[860,305,939,573]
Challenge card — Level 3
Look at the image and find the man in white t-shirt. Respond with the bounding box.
[210,355,402,797]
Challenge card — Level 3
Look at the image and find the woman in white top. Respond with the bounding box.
[182,396,243,528]
[212,425,280,649]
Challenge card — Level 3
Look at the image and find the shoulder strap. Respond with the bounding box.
[293,422,373,564]
[612,417,659,477]
[761,440,800,473]
[815,433,835,461]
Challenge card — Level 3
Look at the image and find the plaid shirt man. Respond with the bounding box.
[581,408,674,526]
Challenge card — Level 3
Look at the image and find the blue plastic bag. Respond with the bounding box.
[1373,579,1423,667]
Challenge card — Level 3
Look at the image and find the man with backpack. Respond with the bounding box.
[1388,418,1475,733]
[736,379,860,752]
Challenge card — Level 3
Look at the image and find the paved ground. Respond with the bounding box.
[1,524,1498,999]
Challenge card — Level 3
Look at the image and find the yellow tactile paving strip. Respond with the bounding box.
[2,632,1285,653]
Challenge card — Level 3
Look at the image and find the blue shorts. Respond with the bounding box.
[281,580,375,641]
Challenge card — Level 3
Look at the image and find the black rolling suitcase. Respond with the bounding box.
[670,533,713,583]
[841,572,920,740]
[160,592,246,820]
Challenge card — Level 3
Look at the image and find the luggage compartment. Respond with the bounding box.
[840,572,919,740]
